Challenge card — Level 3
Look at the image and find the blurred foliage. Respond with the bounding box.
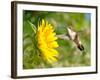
[23,10,91,69]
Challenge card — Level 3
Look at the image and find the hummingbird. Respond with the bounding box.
[67,27,84,51]
[57,27,84,51]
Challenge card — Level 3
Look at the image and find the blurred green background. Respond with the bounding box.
[23,10,91,69]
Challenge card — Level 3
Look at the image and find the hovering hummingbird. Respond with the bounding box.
[67,27,84,51]
[57,27,84,51]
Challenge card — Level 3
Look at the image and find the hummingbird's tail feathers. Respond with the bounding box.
[77,44,84,51]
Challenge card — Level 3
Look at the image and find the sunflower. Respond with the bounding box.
[37,19,59,64]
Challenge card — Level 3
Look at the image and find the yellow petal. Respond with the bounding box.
[37,19,59,64]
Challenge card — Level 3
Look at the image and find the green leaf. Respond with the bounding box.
[28,21,37,33]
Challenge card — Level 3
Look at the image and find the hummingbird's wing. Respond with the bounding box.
[74,34,84,51]
[74,34,81,44]
[67,27,76,40]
